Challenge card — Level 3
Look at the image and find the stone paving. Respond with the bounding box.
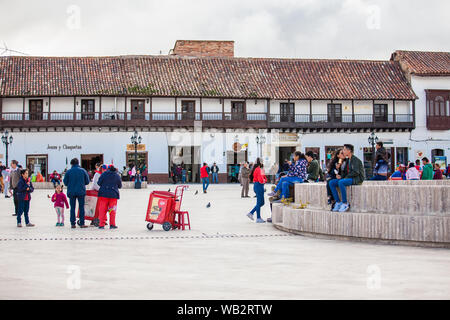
[0,184,450,299]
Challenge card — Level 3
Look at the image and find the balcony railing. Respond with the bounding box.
[0,111,268,128]
[426,115,450,130]
[269,113,414,129]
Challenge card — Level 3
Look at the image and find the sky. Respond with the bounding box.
[0,0,449,60]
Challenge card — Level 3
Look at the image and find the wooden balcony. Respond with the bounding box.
[269,114,415,130]
[0,112,268,129]
[427,116,450,130]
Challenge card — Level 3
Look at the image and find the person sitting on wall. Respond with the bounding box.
[326,148,346,208]
[36,171,45,182]
[50,170,62,187]
[267,151,307,202]
[329,144,365,212]
[389,164,407,180]
[370,154,389,181]
[305,151,319,182]
[421,157,434,180]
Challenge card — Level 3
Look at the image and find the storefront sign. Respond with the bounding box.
[47,144,82,151]
[274,133,299,142]
[127,144,146,151]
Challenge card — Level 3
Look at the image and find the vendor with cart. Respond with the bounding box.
[97,164,122,229]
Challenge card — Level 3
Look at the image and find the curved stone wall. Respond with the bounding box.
[272,181,450,248]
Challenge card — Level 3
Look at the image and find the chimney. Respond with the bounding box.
[171,40,234,58]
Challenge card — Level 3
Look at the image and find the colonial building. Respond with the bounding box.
[2,40,447,182]
[391,50,450,163]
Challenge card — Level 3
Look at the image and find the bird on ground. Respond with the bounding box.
[194,190,198,195]
[168,188,171,192]
[206,202,211,208]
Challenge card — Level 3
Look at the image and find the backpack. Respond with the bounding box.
[318,167,325,182]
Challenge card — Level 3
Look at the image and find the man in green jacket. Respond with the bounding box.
[329,144,365,212]
[421,157,434,180]
[305,151,319,182]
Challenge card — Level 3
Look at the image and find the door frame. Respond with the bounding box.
[26,154,48,181]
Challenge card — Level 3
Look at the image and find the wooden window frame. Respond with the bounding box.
[373,103,388,122]
[131,99,145,120]
[231,101,246,121]
[81,99,95,120]
[327,103,342,122]
[29,99,44,120]
[181,100,196,120]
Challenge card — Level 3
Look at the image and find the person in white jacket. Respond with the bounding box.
[92,164,106,191]
[406,162,421,180]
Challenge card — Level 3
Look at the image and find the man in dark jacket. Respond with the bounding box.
[329,144,365,212]
[63,158,90,228]
[9,160,21,216]
[97,165,122,229]
[210,163,219,184]
[305,151,319,182]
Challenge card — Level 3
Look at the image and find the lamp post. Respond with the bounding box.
[130,130,142,170]
[1,130,13,166]
[367,131,379,169]
[255,135,266,158]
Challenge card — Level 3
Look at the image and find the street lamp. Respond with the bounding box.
[1,130,13,166]
[368,131,379,168]
[130,130,142,170]
[255,135,266,158]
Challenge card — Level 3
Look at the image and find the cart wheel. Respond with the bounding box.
[93,218,100,227]
[147,223,154,231]
[162,222,172,231]
[77,220,81,226]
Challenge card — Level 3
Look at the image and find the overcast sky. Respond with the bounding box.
[0,0,449,60]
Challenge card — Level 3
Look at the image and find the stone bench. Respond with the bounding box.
[272,181,450,248]
[32,181,147,189]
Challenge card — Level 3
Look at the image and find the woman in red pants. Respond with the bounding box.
[97,165,122,229]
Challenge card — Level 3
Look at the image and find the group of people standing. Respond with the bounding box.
[370,141,449,181]
[4,157,122,229]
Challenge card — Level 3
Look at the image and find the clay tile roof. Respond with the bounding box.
[391,50,450,76]
[0,55,417,100]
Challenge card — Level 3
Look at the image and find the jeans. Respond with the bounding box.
[250,182,265,219]
[370,175,387,181]
[51,179,61,186]
[275,176,303,199]
[17,200,30,224]
[329,178,353,204]
[4,180,9,197]
[212,172,219,184]
[13,189,19,215]
[69,195,85,226]
[202,177,210,192]
[182,175,186,183]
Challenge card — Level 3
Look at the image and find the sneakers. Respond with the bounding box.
[267,218,272,223]
[60,223,64,227]
[98,226,105,229]
[246,213,254,221]
[17,223,22,228]
[26,223,35,227]
[256,218,266,223]
[56,223,60,227]
[338,203,350,212]
[267,191,277,197]
[332,202,343,212]
[110,225,118,229]
[71,225,76,229]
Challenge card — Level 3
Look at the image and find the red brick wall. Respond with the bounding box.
[173,40,234,58]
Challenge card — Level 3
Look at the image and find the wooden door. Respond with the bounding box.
[131,100,145,120]
[29,100,43,120]
[231,101,245,121]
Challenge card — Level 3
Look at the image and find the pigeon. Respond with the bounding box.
[168,188,171,192]
[206,202,211,208]
[194,190,198,195]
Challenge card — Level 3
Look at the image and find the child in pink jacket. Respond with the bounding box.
[49,184,69,226]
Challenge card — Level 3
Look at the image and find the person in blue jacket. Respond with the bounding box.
[16,169,35,227]
[63,158,90,228]
[97,164,122,229]
[390,164,407,180]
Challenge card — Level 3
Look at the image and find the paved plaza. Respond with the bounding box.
[0,184,449,300]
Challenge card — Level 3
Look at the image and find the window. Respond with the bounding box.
[374,104,388,122]
[231,101,245,121]
[81,99,95,120]
[181,100,195,120]
[29,100,43,120]
[280,103,294,122]
[327,104,342,122]
[131,99,145,120]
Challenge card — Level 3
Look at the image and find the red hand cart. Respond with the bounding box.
[145,185,190,231]
[76,189,101,227]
